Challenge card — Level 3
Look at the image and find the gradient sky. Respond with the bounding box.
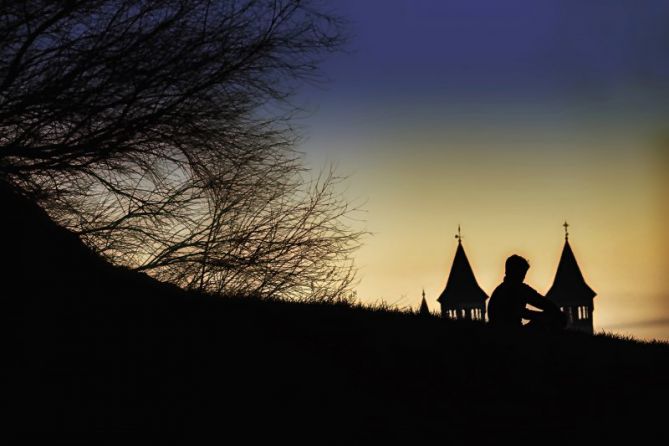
[296,0,669,341]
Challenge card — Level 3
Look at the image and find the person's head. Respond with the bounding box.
[505,254,530,283]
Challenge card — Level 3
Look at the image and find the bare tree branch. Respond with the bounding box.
[0,1,361,303]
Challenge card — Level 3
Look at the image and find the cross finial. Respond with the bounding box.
[455,225,462,244]
[563,221,569,241]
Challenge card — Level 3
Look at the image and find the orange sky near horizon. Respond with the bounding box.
[294,0,669,342]
[303,101,669,342]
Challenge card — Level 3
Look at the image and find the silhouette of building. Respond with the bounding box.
[438,227,488,321]
[546,222,597,333]
[418,289,430,316]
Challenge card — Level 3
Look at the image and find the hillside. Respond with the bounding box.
[2,181,668,441]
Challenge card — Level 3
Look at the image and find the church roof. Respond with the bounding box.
[546,239,596,306]
[437,241,488,306]
[419,294,430,316]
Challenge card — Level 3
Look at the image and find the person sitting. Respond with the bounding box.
[487,254,566,331]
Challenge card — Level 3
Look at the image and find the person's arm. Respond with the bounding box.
[521,308,542,321]
[523,285,568,328]
[523,284,563,320]
[523,285,551,311]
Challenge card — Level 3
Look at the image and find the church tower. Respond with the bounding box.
[418,289,430,316]
[438,227,488,321]
[546,222,597,333]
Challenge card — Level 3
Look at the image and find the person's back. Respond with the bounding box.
[487,254,565,330]
[488,279,540,327]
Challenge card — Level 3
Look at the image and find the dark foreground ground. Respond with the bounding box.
[2,182,669,442]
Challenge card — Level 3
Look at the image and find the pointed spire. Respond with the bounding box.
[547,224,596,306]
[437,229,488,305]
[419,289,430,316]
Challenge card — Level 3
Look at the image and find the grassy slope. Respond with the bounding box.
[2,182,668,441]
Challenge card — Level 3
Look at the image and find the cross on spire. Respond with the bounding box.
[563,221,569,241]
[455,225,463,244]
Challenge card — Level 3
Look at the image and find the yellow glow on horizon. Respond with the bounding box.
[308,116,669,341]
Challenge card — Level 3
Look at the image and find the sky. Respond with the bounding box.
[296,0,669,342]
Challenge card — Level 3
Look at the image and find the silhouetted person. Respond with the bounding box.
[488,255,566,332]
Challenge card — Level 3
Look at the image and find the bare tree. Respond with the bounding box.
[0,0,361,302]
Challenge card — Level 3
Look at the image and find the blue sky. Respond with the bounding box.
[295,0,669,341]
[309,0,669,103]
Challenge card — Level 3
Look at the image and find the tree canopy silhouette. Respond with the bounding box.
[0,0,361,302]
